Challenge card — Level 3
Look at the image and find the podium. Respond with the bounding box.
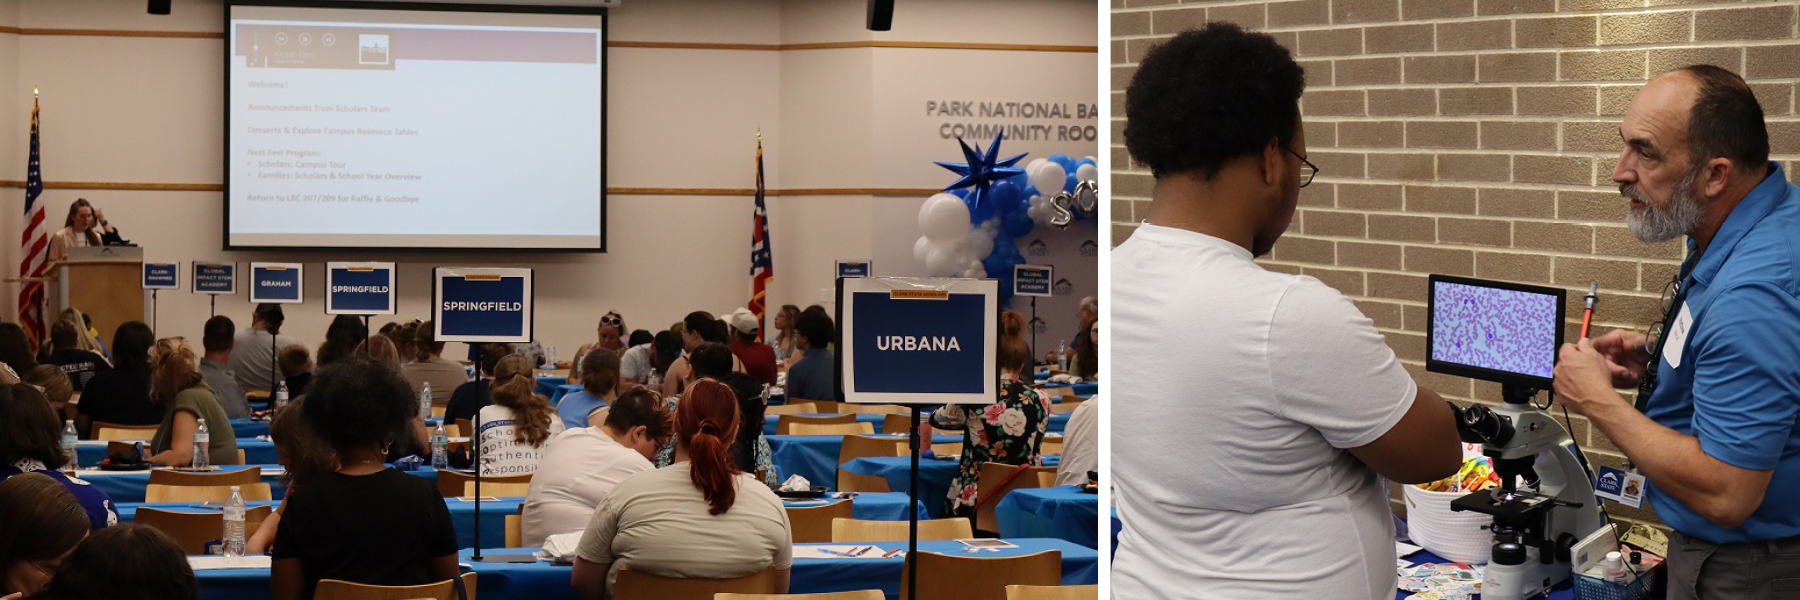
[54,246,145,341]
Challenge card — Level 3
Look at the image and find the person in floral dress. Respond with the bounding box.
[931,311,1049,519]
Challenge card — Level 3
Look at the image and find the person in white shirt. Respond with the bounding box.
[476,355,566,476]
[1054,395,1099,487]
[521,387,672,546]
[1112,23,1460,600]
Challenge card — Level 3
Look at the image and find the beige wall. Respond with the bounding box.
[0,0,1096,359]
[1111,0,1800,529]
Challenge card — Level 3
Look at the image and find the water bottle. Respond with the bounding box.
[431,422,448,470]
[273,380,289,412]
[1056,340,1069,372]
[419,382,433,420]
[222,486,246,557]
[191,418,210,469]
[60,420,78,470]
[546,344,557,369]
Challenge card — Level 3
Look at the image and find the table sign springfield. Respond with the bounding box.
[837,276,998,406]
[432,267,533,343]
[325,262,396,315]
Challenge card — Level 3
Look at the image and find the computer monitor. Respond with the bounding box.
[1425,274,1567,389]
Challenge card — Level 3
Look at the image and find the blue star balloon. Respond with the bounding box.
[935,131,1027,222]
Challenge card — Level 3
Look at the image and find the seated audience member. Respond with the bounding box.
[0,322,73,412]
[522,387,671,546]
[1056,395,1101,487]
[355,335,403,371]
[271,356,458,600]
[560,348,621,429]
[386,320,421,366]
[315,314,367,370]
[654,343,736,468]
[248,396,337,554]
[931,311,1048,518]
[278,344,313,398]
[358,335,428,460]
[772,304,801,363]
[720,371,777,488]
[42,318,109,392]
[0,473,90,598]
[447,343,513,427]
[76,321,161,436]
[621,330,680,385]
[230,303,301,393]
[145,338,241,467]
[1046,296,1098,366]
[1073,319,1098,380]
[575,312,628,361]
[786,310,837,402]
[726,308,778,386]
[402,321,469,403]
[662,311,746,396]
[32,523,197,600]
[47,308,109,362]
[627,329,653,348]
[0,384,118,528]
[572,379,792,599]
[477,355,566,476]
[198,315,251,419]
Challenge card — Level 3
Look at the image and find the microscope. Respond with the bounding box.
[1424,274,1610,600]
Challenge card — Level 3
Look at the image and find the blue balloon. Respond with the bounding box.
[992,181,1019,205]
[1049,153,1072,170]
[1064,173,1079,193]
[1003,211,1033,237]
[1012,190,1032,216]
[982,252,1007,276]
[967,191,995,224]
[1075,157,1097,168]
[951,188,971,199]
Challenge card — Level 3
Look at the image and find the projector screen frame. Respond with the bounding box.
[1424,273,1567,390]
[222,0,609,253]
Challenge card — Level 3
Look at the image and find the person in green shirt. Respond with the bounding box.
[146,337,240,467]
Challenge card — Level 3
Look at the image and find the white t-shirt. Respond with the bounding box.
[1111,223,1417,600]
[476,404,567,477]
[576,462,792,591]
[620,344,654,383]
[521,427,653,547]
[1054,395,1100,487]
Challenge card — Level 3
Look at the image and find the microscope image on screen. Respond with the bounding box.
[1430,282,1559,379]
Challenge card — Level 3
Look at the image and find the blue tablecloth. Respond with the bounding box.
[767,434,960,491]
[995,486,1099,549]
[840,455,1060,519]
[76,440,278,468]
[117,497,520,550]
[534,376,567,401]
[76,464,441,504]
[192,539,1096,600]
[1041,382,1098,397]
[762,413,1070,436]
[228,419,269,438]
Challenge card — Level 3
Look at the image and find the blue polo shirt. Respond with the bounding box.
[1644,162,1800,544]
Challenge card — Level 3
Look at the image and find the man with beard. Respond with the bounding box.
[1111,23,1460,599]
[1553,65,1800,598]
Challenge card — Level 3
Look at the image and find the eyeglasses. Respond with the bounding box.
[1286,147,1318,188]
[1643,276,1682,356]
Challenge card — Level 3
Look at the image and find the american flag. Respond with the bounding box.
[18,92,46,353]
[748,133,772,341]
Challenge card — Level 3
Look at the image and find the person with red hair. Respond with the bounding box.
[571,378,791,599]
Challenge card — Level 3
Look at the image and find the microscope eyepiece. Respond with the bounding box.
[1449,402,1515,447]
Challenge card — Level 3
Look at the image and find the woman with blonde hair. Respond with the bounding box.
[354,335,402,372]
[46,199,103,263]
[144,338,240,467]
[52,308,108,359]
[476,354,565,476]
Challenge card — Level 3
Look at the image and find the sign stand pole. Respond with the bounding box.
[906,404,922,600]
[150,289,158,334]
[209,294,216,318]
[471,343,487,561]
[1029,296,1038,361]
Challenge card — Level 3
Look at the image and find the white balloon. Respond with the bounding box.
[919,193,971,243]
[1030,162,1066,198]
[913,236,932,264]
[971,267,987,279]
[966,228,995,259]
[981,219,1001,235]
[925,245,961,276]
[1075,163,1099,182]
[1027,158,1047,172]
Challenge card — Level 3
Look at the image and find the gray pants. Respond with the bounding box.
[1667,530,1800,600]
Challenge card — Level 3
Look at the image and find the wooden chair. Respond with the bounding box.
[787,422,874,436]
[764,402,821,416]
[443,424,461,438]
[837,404,909,415]
[463,481,531,497]
[431,405,447,419]
[93,422,159,441]
[881,414,931,435]
[717,592,883,600]
[149,467,262,487]
[505,514,523,548]
[145,483,274,503]
[932,442,964,456]
[836,469,890,493]
[900,551,1061,600]
[807,400,842,413]
[313,572,477,600]
[776,414,854,435]
[435,470,532,498]
[1039,436,1064,457]
[1049,403,1083,414]
[838,435,907,466]
[975,463,1057,534]
[785,499,853,543]
[1006,585,1099,600]
[136,506,274,554]
[830,517,971,543]
[611,566,777,600]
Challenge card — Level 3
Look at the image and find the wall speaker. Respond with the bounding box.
[866,0,893,31]
[148,0,171,15]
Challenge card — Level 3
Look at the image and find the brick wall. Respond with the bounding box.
[1111,0,1800,530]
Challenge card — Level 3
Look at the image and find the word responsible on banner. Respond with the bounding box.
[325,262,396,315]
[433,267,533,343]
[249,262,304,303]
[840,277,997,406]
[1014,264,1052,297]
[194,262,237,295]
[142,263,180,290]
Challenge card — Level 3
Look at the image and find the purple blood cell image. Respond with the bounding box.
[1431,282,1557,378]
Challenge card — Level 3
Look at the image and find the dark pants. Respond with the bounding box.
[1667,530,1800,600]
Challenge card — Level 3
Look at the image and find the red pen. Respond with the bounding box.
[1580,282,1597,340]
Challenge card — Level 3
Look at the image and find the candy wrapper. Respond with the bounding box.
[1397,562,1483,600]
[1417,456,1502,493]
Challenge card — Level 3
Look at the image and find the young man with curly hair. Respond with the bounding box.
[1110,22,1461,599]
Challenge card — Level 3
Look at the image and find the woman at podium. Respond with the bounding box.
[46,199,126,262]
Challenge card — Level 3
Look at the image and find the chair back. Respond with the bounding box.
[463,481,531,497]
[149,467,264,487]
[787,422,874,436]
[1006,584,1099,600]
[1049,403,1082,414]
[504,514,523,548]
[830,517,971,543]
[784,499,853,543]
[1039,435,1064,456]
[610,566,778,600]
[764,402,820,416]
[836,404,909,415]
[838,435,907,466]
[435,469,532,498]
[775,414,854,435]
[431,405,447,419]
[716,592,884,600]
[836,469,890,493]
[135,505,274,554]
[975,463,1056,534]
[900,550,1061,600]
[1036,387,1070,400]
[145,482,274,503]
[931,442,964,456]
[93,422,159,441]
[313,572,477,600]
[880,414,930,436]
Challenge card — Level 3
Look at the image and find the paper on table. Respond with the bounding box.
[188,555,272,570]
[1396,541,1423,557]
[453,496,502,502]
[793,545,888,559]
